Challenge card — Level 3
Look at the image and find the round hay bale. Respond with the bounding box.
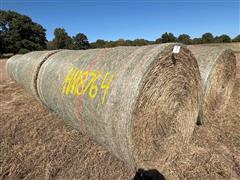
[188,46,236,125]
[7,44,201,171]
[6,54,23,80]
[6,50,60,99]
[37,44,201,170]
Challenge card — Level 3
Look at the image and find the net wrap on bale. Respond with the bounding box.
[6,44,201,171]
[6,50,61,100]
[188,46,236,124]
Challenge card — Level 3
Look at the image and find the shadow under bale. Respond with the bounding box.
[133,168,166,180]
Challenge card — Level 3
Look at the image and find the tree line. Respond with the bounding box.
[1,10,240,55]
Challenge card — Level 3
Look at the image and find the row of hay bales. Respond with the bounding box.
[6,43,236,172]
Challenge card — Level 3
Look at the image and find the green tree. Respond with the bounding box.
[192,38,202,44]
[0,34,4,55]
[201,32,214,43]
[160,32,177,43]
[46,41,55,50]
[232,34,240,42]
[132,39,149,46]
[104,41,117,48]
[0,10,47,54]
[178,34,192,44]
[52,28,73,49]
[214,34,231,43]
[115,38,127,46]
[91,39,107,48]
[124,40,133,46]
[155,38,162,44]
[73,33,90,50]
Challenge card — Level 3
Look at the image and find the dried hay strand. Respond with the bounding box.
[188,46,236,124]
[6,44,201,171]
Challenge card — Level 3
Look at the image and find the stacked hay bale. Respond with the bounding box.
[188,46,236,125]
[6,44,201,171]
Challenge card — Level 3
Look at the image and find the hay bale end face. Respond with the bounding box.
[6,54,23,80]
[6,44,201,171]
[188,46,236,124]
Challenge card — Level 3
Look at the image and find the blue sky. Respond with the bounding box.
[1,0,239,42]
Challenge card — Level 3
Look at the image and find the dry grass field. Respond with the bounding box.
[0,47,239,179]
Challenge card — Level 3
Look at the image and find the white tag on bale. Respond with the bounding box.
[173,46,181,54]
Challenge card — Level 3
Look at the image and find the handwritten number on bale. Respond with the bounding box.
[88,71,101,99]
[101,72,114,104]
